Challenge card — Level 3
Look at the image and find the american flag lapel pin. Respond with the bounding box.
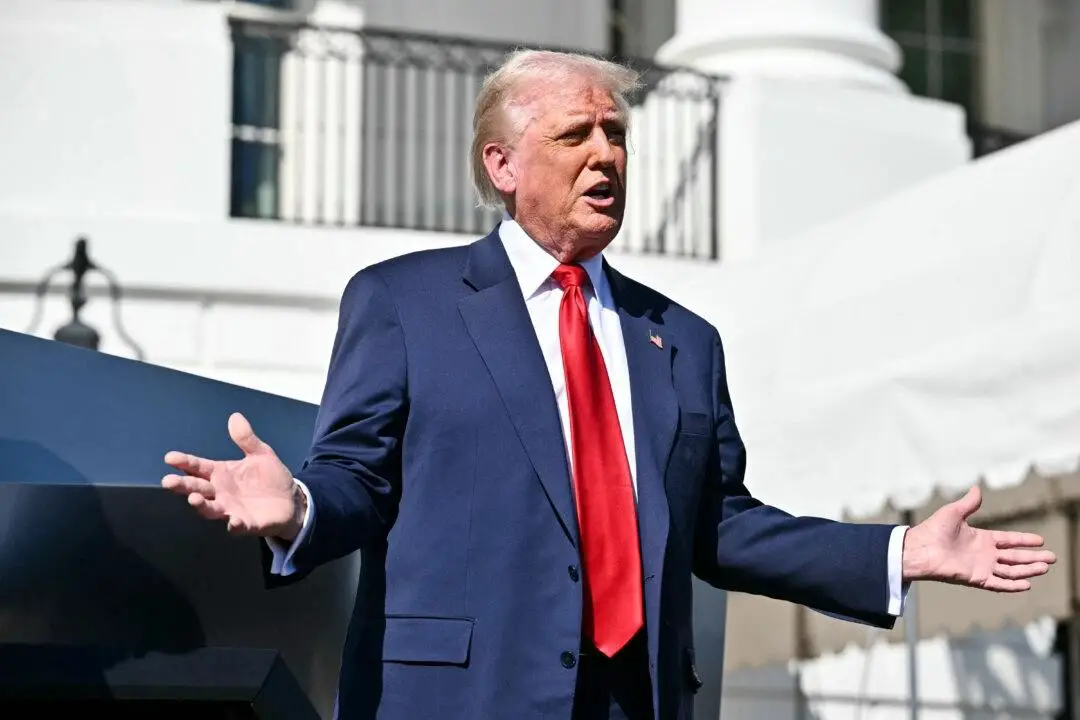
[649,330,663,349]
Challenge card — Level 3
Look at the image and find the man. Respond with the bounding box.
[162,50,1055,720]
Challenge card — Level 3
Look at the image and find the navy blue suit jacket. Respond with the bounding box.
[271,229,896,719]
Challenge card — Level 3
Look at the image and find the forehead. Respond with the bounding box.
[514,75,621,128]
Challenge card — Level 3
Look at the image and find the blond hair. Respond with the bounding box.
[469,49,641,208]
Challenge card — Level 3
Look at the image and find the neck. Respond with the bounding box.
[506,213,600,265]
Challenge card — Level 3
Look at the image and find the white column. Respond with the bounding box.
[651,0,972,263]
[657,0,903,92]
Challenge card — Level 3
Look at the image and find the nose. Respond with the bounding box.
[586,127,617,168]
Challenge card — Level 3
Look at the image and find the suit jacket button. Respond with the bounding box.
[568,565,580,582]
[560,651,577,669]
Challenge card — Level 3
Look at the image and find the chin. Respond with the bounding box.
[586,218,620,242]
[581,210,622,232]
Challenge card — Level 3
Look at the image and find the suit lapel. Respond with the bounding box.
[606,262,679,684]
[458,231,579,545]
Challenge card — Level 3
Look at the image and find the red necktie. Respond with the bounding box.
[552,263,644,657]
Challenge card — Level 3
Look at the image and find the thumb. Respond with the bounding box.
[952,485,982,521]
[228,412,266,457]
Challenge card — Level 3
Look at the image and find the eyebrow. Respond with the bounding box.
[558,114,625,130]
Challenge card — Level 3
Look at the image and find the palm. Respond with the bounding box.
[905,487,1056,592]
[162,413,295,536]
[207,454,293,530]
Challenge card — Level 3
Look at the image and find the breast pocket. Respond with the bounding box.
[667,412,712,527]
[673,411,712,471]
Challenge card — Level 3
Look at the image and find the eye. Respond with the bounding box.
[607,128,627,145]
[559,127,590,143]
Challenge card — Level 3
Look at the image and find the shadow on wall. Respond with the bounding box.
[717,622,1062,720]
[947,620,1062,720]
[720,664,822,720]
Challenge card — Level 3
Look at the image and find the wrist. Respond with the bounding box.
[901,526,929,581]
[274,480,307,542]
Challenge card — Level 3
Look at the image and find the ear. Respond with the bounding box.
[481,142,517,196]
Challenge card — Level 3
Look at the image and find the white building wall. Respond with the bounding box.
[715,78,970,262]
[0,0,232,221]
[362,0,609,51]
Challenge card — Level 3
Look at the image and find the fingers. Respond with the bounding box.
[954,485,983,520]
[226,514,250,534]
[983,577,1031,593]
[994,561,1051,580]
[993,530,1046,549]
[186,492,228,521]
[167,484,256,535]
[228,412,267,457]
[161,473,215,499]
[163,451,214,479]
[997,548,1057,565]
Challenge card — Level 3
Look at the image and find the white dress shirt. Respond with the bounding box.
[499,217,637,491]
[269,218,909,617]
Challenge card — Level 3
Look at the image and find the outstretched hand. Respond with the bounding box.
[902,486,1056,591]
[161,412,304,540]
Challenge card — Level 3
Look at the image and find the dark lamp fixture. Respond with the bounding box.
[26,236,145,360]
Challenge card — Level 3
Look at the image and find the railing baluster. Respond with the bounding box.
[311,51,324,224]
[336,47,346,226]
[423,68,437,232]
[359,58,374,227]
[708,91,720,261]
[454,68,468,235]
[292,37,306,223]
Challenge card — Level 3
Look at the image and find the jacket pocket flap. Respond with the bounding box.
[382,615,475,665]
[679,411,711,437]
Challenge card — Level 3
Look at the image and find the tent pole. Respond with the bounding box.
[1068,614,1079,720]
[794,604,810,720]
[903,510,919,720]
[1068,506,1079,720]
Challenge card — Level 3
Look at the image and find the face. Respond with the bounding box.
[483,75,628,262]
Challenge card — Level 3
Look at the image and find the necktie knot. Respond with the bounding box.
[552,263,588,290]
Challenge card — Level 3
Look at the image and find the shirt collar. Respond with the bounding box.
[498,213,607,300]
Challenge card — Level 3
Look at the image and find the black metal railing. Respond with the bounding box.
[970,122,1030,158]
[229,18,725,260]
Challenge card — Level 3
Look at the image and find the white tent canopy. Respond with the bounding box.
[685,121,1080,667]
[691,119,1080,522]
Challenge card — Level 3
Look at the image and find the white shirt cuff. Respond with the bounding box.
[264,478,314,576]
[887,524,911,616]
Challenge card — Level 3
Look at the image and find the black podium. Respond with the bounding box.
[0,329,356,719]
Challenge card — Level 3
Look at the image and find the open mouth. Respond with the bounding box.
[583,181,615,206]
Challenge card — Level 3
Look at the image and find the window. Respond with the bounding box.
[880,0,1031,155]
[883,0,978,114]
[229,1,290,218]
[882,0,1050,155]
